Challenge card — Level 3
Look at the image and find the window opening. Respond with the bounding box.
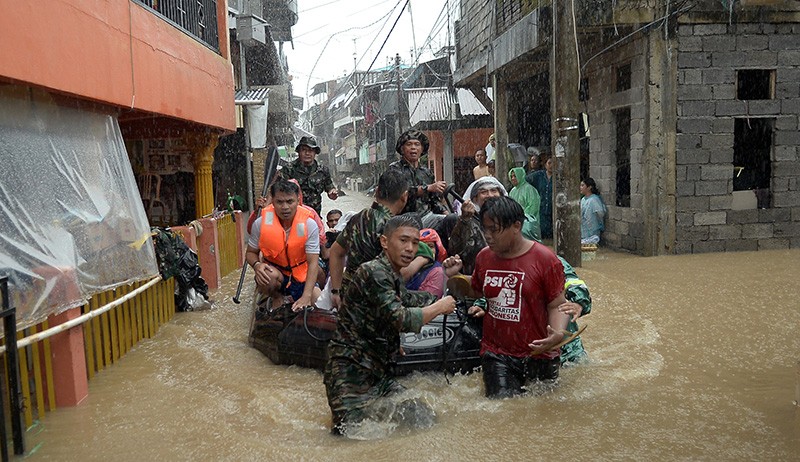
[614,107,631,207]
[733,118,773,208]
[736,69,774,100]
[616,63,631,92]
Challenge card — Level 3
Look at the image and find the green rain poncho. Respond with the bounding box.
[508,167,540,223]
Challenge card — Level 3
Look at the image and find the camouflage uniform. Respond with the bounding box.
[447,215,485,276]
[323,253,437,433]
[558,257,592,364]
[280,158,334,215]
[334,201,392,294]
[388,158,446,216]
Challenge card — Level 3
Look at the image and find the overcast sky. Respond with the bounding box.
[285,0,455,108]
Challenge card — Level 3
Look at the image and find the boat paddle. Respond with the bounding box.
[233,145,280,304]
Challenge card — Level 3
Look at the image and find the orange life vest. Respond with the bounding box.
[258,204,314,283]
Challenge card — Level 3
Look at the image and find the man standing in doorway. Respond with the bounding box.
[485,133,497,163]
[467,196,568,398]
[473,148,490,180]
[281,136,338,216]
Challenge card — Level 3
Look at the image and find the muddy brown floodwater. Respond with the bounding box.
[23,191,800,460]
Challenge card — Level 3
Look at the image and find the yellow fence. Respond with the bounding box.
[83,278,175,380]
[6,277,175,429]
[216,213,240,277]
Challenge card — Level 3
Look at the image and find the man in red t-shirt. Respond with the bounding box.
[467,196,569,398]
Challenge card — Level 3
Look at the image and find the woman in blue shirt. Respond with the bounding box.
[580,177,606,245]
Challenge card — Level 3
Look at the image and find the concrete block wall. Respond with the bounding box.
[455,0,493,66]
[584,37,650,253]
[675,22,800,253]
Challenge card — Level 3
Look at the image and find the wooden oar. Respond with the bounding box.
[529,323,588,357]
[445,274,480,300]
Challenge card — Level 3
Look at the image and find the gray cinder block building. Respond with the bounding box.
[453,0,800,255]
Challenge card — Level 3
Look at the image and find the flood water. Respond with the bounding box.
[23,191,800,460]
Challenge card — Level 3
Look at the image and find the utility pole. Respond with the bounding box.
[551,0,581,266]
[238,3,254,213]
[396,53,409,134]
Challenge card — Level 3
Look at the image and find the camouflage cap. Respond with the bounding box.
[296,136,321,154]
[395,129,429,155]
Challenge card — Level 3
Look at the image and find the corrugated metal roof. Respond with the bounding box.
[457,88,491,116]
[407,87,490,126]
[234,87,270,105]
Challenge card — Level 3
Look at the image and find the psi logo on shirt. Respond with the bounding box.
[483,270,525,322]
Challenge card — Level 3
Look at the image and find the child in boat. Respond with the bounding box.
[325,209,342,249]
[401,229,463,297]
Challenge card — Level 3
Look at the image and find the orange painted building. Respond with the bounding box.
[0,0,236,218]
[0,1,237,409]
[0,0,234,132]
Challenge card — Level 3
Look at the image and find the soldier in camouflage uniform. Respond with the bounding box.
[557,256,592,364]
[323,215,456,436]
[327,169,409,309]
[388,130,447,221]
[280,136,337,215]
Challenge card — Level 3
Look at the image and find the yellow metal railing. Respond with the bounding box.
[217,213,240,277]
[15,322,57,429]
[3,278,175,429]
[84,278,175,379]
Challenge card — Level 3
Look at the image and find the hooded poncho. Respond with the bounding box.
[508,167,540,222]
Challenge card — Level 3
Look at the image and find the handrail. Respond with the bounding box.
[0,276,163,355]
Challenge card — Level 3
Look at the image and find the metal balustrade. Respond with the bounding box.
[133,0,220,51]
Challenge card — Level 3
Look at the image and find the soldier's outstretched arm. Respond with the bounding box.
[421,296,456,324]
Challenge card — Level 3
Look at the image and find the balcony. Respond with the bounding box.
[134,0,220,51]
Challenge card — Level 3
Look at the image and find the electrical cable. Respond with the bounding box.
[304,0,404,101]
[299,0,349,13]
[581,3,693,72]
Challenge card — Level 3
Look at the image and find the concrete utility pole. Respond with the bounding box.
[550,0,582,266]
[396,53,409,134]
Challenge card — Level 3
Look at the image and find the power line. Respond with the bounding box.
[294,0,396,39]
[304,0,404,100]
[299,0,348,13]
[364,0,410,78]
[415,1,449,64]
[304,0,410,128]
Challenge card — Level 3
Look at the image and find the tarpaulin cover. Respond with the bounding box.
[247,100,269,149]
[0,88,159,328]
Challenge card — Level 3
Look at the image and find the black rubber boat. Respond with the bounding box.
[248,291,484,376]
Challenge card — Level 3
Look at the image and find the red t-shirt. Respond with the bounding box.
[471,242,565,359]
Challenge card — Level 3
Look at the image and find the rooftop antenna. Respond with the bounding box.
[408,0,418,65]
[352,38,357,72]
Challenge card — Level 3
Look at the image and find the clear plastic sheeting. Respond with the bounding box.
[0,87,159,328]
